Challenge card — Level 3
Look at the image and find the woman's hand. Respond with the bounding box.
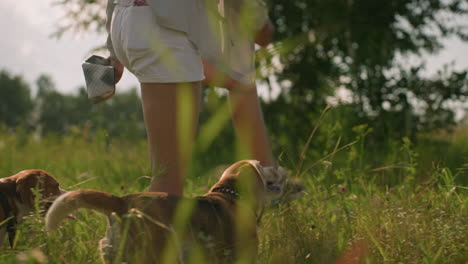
[254,18,274,47]
[202,60,256,92]
[110,57,124,84]
[202,60,238,90]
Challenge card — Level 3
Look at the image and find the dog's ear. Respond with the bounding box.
[0,179,16,196]
[39,172,61,197]
[15,174,39,207]
[241,160,266,186]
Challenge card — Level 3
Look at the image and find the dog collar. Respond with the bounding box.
[211,186,239,199]
[0,192,17,247]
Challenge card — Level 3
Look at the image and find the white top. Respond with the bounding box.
[106,0,268,84]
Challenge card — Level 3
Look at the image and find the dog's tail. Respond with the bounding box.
[46,189,123,232]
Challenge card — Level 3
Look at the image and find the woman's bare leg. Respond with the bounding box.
[228,86,276,167]
[140,82,201,195]
[203,61,275,167]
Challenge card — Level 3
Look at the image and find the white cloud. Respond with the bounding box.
[0,1,138,94]
[19,42,33,57]
[0,0,62,32]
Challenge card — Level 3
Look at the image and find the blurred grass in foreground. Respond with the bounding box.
[0,124,466,263]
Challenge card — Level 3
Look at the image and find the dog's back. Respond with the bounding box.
[46,190,240,263]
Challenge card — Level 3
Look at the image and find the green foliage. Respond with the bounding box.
[260,0,468,145]
[0,127,466,263]
[416,127,468,186]
[0,70,33,128]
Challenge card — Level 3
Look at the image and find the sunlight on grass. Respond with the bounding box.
[0,121,466,263]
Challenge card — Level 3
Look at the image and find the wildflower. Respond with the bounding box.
[339,185,346,192]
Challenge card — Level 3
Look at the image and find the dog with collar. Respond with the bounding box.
[46,160,304,263]
[0,169,64,247]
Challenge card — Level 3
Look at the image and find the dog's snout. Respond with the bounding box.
[269,186,281,192]
[266,181,281,192]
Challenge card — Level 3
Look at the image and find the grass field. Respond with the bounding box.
[0,126,466,263]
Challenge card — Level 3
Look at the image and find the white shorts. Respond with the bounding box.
[111,4,204,83]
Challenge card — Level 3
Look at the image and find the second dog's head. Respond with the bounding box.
[0,170,64,213]
[0,170,65,247]
[210,160,302,209]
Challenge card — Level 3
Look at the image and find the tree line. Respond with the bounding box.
[0,71,144,139]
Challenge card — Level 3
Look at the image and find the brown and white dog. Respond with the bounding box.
[0,169,64,247]
[46,160,304,263]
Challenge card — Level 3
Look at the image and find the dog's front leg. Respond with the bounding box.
[99,215,123,264]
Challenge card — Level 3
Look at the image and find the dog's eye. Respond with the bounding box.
[267,183,281,192]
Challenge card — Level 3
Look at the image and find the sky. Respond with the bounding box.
[0,0,139,95]
[0,0,467,99]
